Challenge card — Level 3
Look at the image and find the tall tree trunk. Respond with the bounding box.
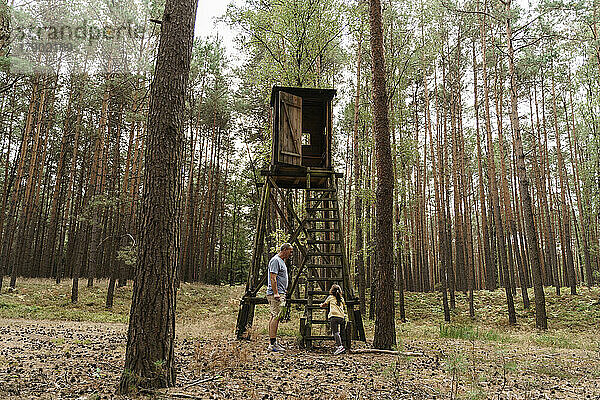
[106,101,124,308]
[391,94,406,321]
[551,72,576,294]
[88,85,111,287]
[534,79,558,290]
[566,74,593,286]
[0,105,14,290]
[472,38,493,291]
[119,0,197,391]
[504,0,547,328]
[433,66,450,321]
[479,8,516,324]
[353,31,366,315]
[540,72,561,293]
[42,79,74,277]
[528,86,548,286]
[441,41,456,309]
[2,82,35,286]
[70,148,90,304]
[367,150,375,320]
[369,0,396,350]
[495,62,529,307]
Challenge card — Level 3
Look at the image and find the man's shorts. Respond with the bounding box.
[266,294,286,318]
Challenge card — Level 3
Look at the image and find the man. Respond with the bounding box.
[266,243,293,352]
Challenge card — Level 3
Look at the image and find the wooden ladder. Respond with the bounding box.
[301,171,355,348]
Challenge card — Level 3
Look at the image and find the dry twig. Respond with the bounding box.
[349,349,424,356]
[181,375,221,389]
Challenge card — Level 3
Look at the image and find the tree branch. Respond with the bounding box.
[0,76,24,94]
[440,1,500,22]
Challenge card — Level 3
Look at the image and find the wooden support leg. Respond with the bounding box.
[236,181,269,340]
[305,280,313,349]
[343,321,353,350]
[354,308,366,341]
[235,302,255,339]
[300,317,306,348]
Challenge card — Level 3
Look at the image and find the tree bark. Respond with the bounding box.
[119,0,198,391]
[369,0,396,350]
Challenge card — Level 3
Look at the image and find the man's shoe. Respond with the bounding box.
[333,346,345,355]
[268,343,285,352]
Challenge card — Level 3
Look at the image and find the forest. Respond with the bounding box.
[1,0,600,398]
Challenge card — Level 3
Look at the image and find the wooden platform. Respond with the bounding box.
[260,166,343,189]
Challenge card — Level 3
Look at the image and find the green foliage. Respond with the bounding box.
[445,352,468,375]
[267,229,290,255]
[224,0,346,88]
[78,194,119,225]
[116,244,136,267]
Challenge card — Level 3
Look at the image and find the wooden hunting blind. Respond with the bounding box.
[236,86,365,348]
[269,86,336,188]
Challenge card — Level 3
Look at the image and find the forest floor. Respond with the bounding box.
[1,279,600,399]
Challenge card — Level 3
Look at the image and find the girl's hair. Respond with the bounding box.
[329,284,343,306]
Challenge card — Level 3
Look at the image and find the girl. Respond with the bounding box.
[320,284,346,355]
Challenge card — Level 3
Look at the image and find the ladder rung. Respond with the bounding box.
[305,298,357,306]
[306,252,343,257]
[306,170,339,177]
[308,290,330,296]
[304,335,335,341]
[287,298,307,304]
[306,264,343,268]
[306,240,341,245]
[306,218,340,223]
[307,198,337,203]
[306,277,343,282]
[306,208,338,212]
[310,319,329,324]
[308,188,336,192]
[307,228,339,233]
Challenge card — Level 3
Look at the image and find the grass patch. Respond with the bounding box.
[439,323,506,343]
[533,333,577,349]
[50,337,65,345]
[530,362,576,380]
[278,325,302,338]
[0,278,246,327]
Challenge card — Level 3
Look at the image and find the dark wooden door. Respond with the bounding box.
[278,91,302,165]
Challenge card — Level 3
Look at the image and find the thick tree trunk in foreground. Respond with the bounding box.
[369,0,396,350]
[119,0,197,392]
